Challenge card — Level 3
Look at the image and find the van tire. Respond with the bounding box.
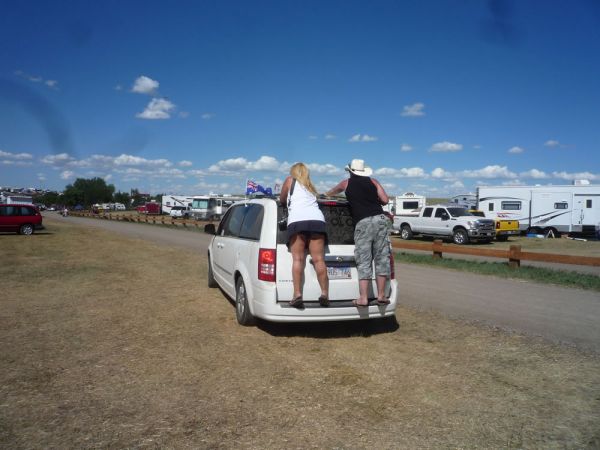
[496,235,509,242]
[400,225,413,240]
[19,224,34,235]
[452,228,469,245]
[235,277,255,326]
[207,256,218,288]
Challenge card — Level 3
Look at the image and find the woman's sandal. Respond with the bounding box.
[352,299,369,308]
[318,295,329,307]
[289,296,303,308]
[376,298,391,305]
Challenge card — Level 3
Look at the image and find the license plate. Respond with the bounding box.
[327,266,351,279]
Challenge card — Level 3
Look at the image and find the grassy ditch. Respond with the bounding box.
[394,251,600,292]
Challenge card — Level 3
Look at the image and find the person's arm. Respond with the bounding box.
[279,176,292,204]
[325,179,348,197]
[371,178,389,205]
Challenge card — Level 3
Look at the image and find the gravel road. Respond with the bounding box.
[49,214,600,351]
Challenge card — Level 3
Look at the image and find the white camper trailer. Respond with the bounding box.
[477,183,600,236]
[161,195,194,215]
[394,192,426,216]
[190,195,245,220]
[449,193,477,209]
[392,192,426,233]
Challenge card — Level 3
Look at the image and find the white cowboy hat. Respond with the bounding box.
[345,159,373,177]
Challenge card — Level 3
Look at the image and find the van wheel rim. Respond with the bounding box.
[21,225,33,235]
[237,283,246,316]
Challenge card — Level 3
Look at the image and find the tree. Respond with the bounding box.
[113,191,131,206]
[62,177,115,207]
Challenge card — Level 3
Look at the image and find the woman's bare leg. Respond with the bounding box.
[289,234,307,299]
[308,234,328,298]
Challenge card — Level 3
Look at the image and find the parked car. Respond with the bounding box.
[0,203,44,235]
[204,197,398,325]
[169,205,191,219]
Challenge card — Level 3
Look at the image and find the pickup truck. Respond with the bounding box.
[397,205,496,245]
[468,209,520,241]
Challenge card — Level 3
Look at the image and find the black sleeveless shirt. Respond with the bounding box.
[345,175,384,223]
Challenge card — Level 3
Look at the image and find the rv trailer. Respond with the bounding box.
[161,195,194,215]
[449,193,477,209]
[190,195,245,221]
[476,183,600,236]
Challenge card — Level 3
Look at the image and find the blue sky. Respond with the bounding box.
[1,0,599,197]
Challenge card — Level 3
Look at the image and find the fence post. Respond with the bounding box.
[432,239,443,259]
[508,245,521,268]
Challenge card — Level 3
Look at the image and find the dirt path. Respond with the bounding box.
[50,214,600,351]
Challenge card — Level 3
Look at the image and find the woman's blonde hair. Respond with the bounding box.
[290,162,318,195]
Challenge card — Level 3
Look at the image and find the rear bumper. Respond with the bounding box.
[251,280,398,323]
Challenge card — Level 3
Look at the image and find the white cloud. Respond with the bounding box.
[114,154,172,167]
[446,180,465,190]
[457,165,517,179]
[308,135,318,140]
[37,173,46,181]
[131,75,159,95]
[15,70,58,89]
[324,134,336,140]
[0,150,33,160]
[400,144,413,152]
[508,146,524,154]
[179,111,190,119]
[551,171,598,181]
[401,102,425,117]
[306,163,342,175]
[136,98,175,120]
[201,113,215,120]
[429,141,463,152]
[348,134,378,142]
[209,157,249,173]
[248,156,282,171]
[431,167,452,179]
[60,170,75,180]
[544,140,560,147]
[375,167,425,178]
[114,84,123,91]
[520,169,548,179]
[41,153,76,166]
[179,160,193,167]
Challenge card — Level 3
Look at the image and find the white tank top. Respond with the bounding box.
[287,180,325,224]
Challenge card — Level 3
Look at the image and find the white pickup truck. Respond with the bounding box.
[397,205,496,244]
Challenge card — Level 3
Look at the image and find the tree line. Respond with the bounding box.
[34,178,162,209]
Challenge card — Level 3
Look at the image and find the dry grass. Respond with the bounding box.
[1,222,600,449]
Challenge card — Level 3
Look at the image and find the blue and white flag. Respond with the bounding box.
[246,179,272,195]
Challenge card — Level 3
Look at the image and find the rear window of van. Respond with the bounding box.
[277,202,355,245]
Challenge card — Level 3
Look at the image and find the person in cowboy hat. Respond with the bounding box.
[325,159,392,307]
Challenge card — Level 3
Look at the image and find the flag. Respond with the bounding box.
[246,179,273,195]
[246,179,258,194]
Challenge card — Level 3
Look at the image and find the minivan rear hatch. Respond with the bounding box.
[275,200,366,304]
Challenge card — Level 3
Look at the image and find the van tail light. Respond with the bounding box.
[389,246,395,279]
[496,221,500,229]
[258,248,276,282]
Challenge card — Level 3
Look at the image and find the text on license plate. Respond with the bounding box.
[327,266,351,279]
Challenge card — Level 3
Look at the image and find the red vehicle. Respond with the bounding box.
[137,202,161,215]
[0,203,44,235]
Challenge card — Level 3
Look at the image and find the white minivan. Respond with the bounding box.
[204,197,398,325]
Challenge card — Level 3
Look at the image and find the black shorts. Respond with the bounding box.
[287,220,328,247]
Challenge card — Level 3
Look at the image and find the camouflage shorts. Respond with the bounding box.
[354,214,391,280]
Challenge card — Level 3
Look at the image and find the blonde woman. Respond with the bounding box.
[279,162,329,308]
